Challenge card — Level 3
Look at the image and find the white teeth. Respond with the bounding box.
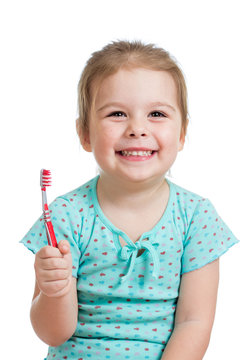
[121,150,153,156]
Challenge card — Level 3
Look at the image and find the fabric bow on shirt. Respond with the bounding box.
[119,239,160,283]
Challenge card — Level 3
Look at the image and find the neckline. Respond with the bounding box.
[91,175,174,246]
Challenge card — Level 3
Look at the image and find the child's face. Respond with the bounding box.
[81,67,185,184]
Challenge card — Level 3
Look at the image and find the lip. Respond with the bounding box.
[116,149,158,162]
[115,147,158,152]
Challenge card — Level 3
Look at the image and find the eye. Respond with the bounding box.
[107,111,126,117]
[149,111,166,118]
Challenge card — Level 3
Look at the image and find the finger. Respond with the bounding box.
[39,269,70,281]
[58,240,71,255]
[42,278,70,297]
[37,245,62,259]
[39,257,69,270]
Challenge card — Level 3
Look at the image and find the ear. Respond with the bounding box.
[81,132,92,152]
[178,132,185,151]
[178,127,187,152]
[178,119,189,152]
[76,119,92,153]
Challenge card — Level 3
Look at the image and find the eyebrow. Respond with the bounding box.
[96,101,176,113]
[149,102,176,112]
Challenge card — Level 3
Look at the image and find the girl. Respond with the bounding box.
[20,40,239,360]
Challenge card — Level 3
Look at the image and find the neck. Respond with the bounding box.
[97,171,168,210]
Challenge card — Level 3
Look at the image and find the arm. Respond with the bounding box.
[162,259,219,360]
[30,240,78,347]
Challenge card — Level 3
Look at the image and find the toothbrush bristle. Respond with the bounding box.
[40,169,52,187]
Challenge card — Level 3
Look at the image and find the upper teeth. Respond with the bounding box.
[121,150,153,156]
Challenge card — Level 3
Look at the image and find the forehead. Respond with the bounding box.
[93,67,179,108]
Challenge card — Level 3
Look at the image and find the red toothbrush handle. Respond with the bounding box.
[43,203,58,247]
[46,221,58,247]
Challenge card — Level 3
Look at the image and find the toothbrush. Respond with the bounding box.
[40,169,58,247]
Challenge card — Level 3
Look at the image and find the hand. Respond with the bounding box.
[34,240,73,298]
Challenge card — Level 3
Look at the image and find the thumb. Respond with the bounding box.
[58,240,70,255]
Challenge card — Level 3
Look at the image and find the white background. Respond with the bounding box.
[1,0,239,358]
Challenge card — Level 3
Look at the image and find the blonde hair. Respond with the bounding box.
[76,40,188,138]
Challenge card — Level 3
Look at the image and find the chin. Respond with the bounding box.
[119,171,165,184]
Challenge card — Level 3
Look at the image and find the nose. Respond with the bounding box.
[125,118,149,138]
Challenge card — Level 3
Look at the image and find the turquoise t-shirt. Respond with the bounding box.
[20,176,239,360]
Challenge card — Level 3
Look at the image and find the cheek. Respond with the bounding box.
[158,126,180,148]
[101,122,122,138]
[90,128,117,160]
[93,123,122,148]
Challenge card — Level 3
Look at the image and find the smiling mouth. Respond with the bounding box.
[119,150,154,156]
[116,150,158,158]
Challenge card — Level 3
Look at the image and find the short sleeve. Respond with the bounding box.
[19,197,82,278]
[181,199,239,274]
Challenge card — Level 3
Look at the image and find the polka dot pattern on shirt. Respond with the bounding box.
[21,176,239,360]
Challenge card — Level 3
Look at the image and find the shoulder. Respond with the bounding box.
[58,176,97,201]
[48,176,98,222]
[52,176,98,207]
[167,179,212,213]
[167,179,216,232]
[168,179,207,204]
